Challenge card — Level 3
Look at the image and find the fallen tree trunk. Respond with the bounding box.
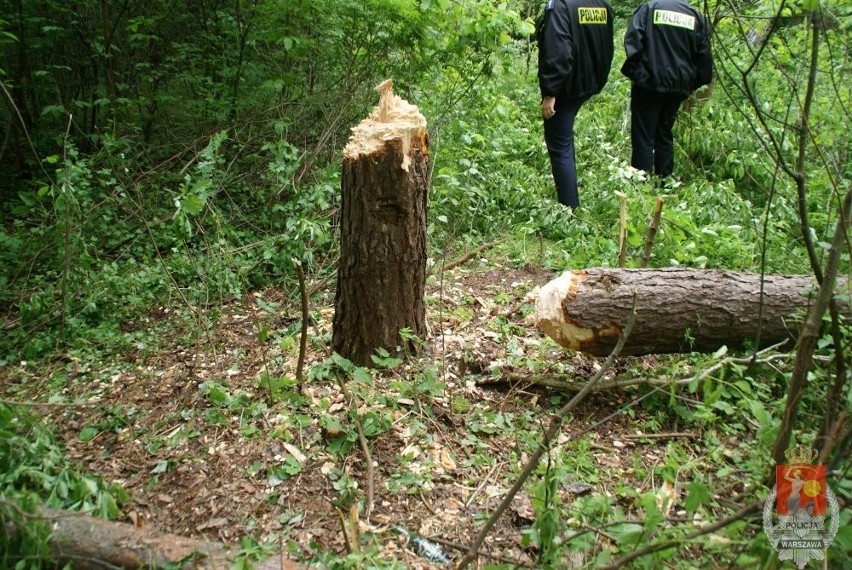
[12,508,300,570]
[535,268,850,356]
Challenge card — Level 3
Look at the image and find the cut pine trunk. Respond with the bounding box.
[17,508,301,570]
[535,268,850,356]
[332,80,429,366]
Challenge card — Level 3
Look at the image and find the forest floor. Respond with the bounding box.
[2,262,705,568]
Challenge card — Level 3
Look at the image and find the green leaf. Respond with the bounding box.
[352,367,372,384]
[257,325,270,343]
[181,193,205,216]
[711,400,735,415]
[78,426,100,442]
[684,481,712,514]
[749,399,770,425]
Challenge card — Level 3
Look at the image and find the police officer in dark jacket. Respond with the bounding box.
[621,0,713,177]
[538,0,614,209]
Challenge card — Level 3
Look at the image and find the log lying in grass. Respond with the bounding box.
[30,508,301,570]
[534,268,850,357]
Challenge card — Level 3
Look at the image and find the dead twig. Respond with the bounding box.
[639,196,664,268]
[600,501,761,569]
[335,380,375,520]
[617,192,628,267]
[464,462,501,508]
[621,432,697,441]
[488,343,790,393]
[425,535,534,567]
[0,398,99,408]
[294,260,309,389]
[441,238,508,272]
[457,292,639,569]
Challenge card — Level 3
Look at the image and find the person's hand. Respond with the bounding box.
[541,96,556,120]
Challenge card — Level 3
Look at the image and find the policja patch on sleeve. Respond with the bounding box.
[578,7,608,24]
[652,9,695,30]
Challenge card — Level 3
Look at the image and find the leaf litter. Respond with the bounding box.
[0,263,695,567]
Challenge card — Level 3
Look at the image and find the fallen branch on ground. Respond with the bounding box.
[482,342,790,393]
[441,238,507,271]
[425,536,533,567]
[4,506,299,569]
[457,292,639,569]
[600,501,762,569]
[620,432,696,440]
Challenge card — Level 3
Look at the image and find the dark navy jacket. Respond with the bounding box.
[537,0,615,100]
[621,0,713,95]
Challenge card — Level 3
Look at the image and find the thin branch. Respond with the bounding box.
[771,189,852,468]
[621,432,697,441]
[457,292,639,568]
[59,113,74,343]
[487,343,791,393]
[294,260,309,388]
[793,14,825,284]
[441,238,508,272]
[336,379,375,519]
[0,398,98,408]
[601,501,762,569]
[0,79,53,182]
[639,197,664,268]
[617,192,628,268]
[425,536,534,567]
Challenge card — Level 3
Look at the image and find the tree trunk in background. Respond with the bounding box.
[535,268,850,357]
[332,80,429,366]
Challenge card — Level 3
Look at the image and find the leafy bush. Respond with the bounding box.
[0,403,128,566]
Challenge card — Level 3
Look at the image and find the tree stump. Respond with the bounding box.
[332,80,429,366]
[534,268,851,356]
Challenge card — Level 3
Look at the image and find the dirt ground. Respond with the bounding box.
[3,263,663,568]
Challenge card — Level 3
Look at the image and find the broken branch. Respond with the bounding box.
[441,238,507,271]
[457,292,639,568]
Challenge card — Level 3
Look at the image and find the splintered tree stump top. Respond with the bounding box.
[535,268,851,357]
[332,80,429,366]
[343,79,428,168]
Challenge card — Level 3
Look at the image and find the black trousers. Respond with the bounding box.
[544,97,586,208]
[630,86,687,177]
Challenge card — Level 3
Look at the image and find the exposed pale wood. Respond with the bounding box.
[535,268,850,356]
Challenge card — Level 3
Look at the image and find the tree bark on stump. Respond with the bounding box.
[332,80,429,366]
[535,268,850,357]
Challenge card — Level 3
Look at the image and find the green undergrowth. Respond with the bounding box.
[2,276,849,568]
[0,402,129,567]
[1,2,849,567]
